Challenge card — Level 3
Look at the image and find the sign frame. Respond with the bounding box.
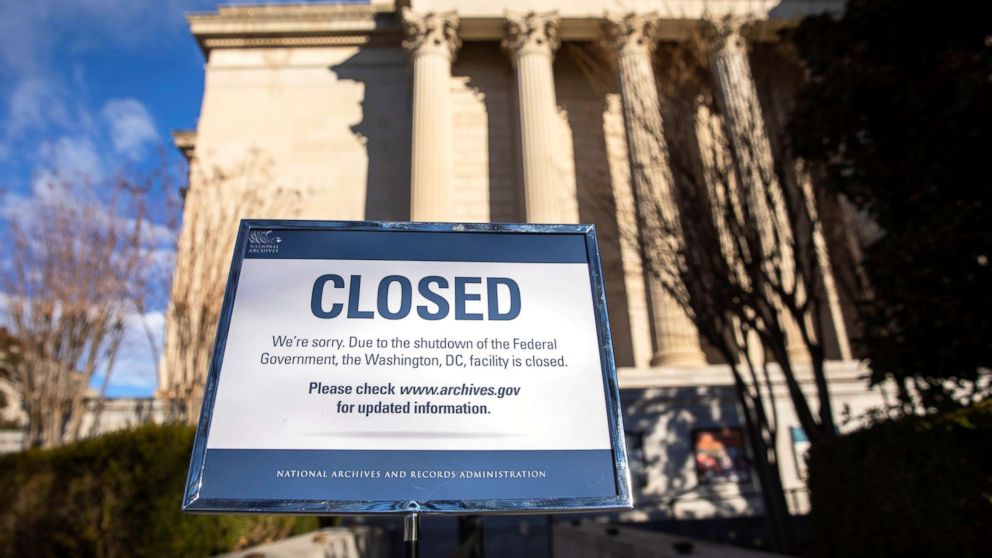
[183,219,632,515]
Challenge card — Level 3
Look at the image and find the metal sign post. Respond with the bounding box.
[182,220,632,553]
[404,513,419,558]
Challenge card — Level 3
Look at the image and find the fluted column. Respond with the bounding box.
[605,14,706,367]
[797,163,853,361]
[402,9,460,221]
[503,12,561,223]
[709,19,809,363]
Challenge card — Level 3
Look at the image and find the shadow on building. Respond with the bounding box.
[331,45,412,221]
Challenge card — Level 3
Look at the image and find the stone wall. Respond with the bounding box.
[194,44,412,221]
[619,361,890,520]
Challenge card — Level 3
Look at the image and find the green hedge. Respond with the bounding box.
[809,400,992,557]
[0,423,317,557]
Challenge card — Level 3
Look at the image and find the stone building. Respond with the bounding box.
[163,0,888,522]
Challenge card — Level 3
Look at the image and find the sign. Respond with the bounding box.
[183,220,631,514]
[692,427,750,484]
[790,426,811,480]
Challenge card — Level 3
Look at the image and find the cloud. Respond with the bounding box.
[0,1,212,396]
[0,291,9,328]
[0,1,212,76]
[0,2,53,75]
[92,310,164,394]
[0,78,73,160]
[0,1,214,165]
[101,98,159,160]
[35,135,103,183]
[0,190,30,221]
[5,78,70,139]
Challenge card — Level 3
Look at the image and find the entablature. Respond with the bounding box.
[187,1,842,55]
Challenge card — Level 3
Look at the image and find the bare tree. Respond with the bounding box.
[0,174,157,448]
[571,23,851,550]
[694,23,840,446]
[620,30,848,552]
[0,327,26,428]
[564,31,807,550]
[607,23,843,444]
[83,157,184,436]
[160,152,303,423]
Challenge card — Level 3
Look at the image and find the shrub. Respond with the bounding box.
[808,400,992,557]
[0,423,318,557]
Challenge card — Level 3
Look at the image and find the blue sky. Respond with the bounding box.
[0,1,346,397]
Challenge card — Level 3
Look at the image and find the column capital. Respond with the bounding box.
[502,11,560,59]
[401,8,461,60]
[603,12,659,54]
[707,16,752,56]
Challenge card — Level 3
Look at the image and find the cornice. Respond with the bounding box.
[187,4,401,56]
[185,2,835,57]
[617,360,871,391]
[172,130,196,163]
[201,35,374,51]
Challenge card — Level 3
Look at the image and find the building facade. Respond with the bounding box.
[163,0,887,520]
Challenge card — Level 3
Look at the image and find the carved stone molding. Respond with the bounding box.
[603,12,659,54]
[502,12,560,58]
[707,16,752,59]
[202,35,370,50]
[401,8,460,60]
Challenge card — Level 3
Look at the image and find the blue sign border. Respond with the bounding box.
[183,220,632,515]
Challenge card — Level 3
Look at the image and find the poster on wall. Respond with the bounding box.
[790,426,811,480]
[183,220,631,514]
[692,427,751,484]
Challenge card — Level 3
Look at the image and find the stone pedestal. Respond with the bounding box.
[606,14,706,367]
[403,9,460,221]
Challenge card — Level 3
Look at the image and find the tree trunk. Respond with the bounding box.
[729,365,794,552]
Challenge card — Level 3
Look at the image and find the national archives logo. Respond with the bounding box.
[247,230,282,254]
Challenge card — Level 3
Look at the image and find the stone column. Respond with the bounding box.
[709,18,809,363]
[503,12,562,223]
[797,163,853,361]
[605,14,706,367]
[402,9,460,221]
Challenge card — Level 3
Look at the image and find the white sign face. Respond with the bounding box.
[184,222,630,514]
